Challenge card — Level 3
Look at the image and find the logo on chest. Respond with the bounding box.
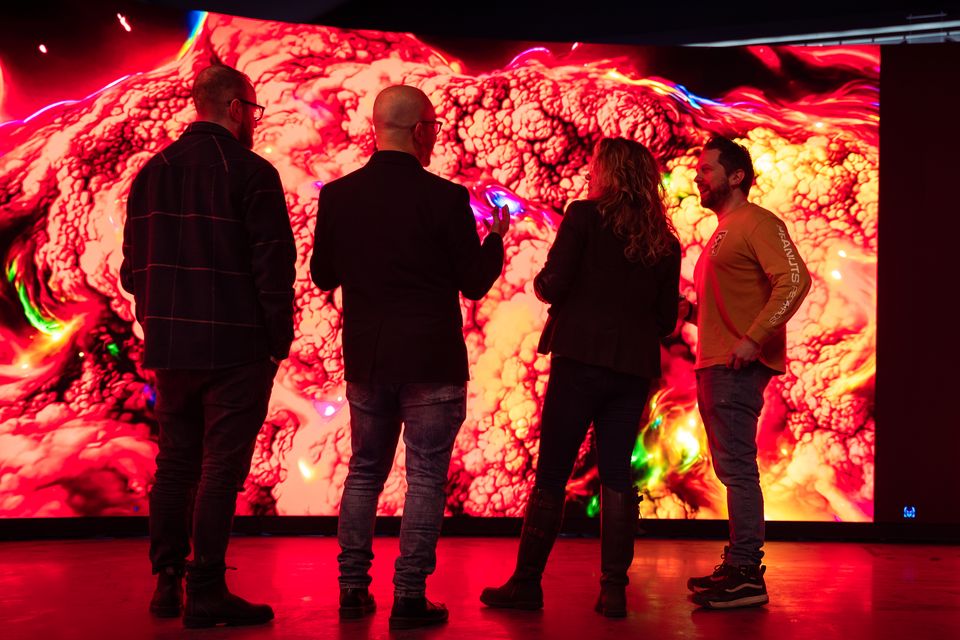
[709,231,728,256]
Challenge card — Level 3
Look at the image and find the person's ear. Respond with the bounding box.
[227,99,242,123]
[729,168,745,189]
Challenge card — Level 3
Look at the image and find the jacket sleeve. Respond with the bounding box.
[447,186,504,301]
[653,238,682,337]
[744,217,812,345]
[243,164,297,360]
[310,187,340,292]
[119,174,141,297]
[533,201,587,305]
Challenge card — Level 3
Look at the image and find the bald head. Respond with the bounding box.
[373,85,433,131]
[372,85,437,166]
[192,64,253,120]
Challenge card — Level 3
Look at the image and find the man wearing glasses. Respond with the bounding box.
[311,85,510,629]
[121,64,295,628]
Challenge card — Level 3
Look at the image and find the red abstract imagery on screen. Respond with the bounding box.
[0,13,877,521]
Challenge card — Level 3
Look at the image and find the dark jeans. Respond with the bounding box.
[338,382,466,598]
[149,359,277,580]
[535,357,651,495]
[696,362,775,567]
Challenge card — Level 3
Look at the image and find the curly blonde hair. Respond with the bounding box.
[590,137,677,265]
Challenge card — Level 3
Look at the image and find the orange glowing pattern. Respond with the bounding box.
[0,13,876,521]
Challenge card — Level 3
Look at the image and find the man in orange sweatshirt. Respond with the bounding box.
[680,136,811,609]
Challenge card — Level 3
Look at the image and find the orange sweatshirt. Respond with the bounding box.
[694,202,811,373]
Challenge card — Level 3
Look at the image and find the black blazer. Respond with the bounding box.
[534,200,681,378]
[310,151,504,383]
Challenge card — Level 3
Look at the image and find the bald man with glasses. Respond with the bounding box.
[311,85,509,629]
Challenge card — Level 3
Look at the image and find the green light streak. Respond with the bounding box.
[630,436,649,467]
[586,494,600,518]
[16,282,63,335]
[645,466,664,487]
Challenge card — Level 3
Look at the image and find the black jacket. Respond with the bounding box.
[534,199,681,378]
[310,150,504,383]
[120,122,296,369]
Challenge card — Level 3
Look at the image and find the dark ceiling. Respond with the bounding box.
[143,0,960,43]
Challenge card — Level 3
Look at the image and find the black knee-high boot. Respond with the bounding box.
[480,486,565,610]
[595,486,640,618]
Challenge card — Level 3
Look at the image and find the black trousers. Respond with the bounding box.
[148,359,277,579]
[535,357,651,494]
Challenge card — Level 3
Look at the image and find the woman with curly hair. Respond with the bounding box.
[481,137,681,617]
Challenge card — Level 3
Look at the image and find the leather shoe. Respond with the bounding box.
[339,587,376,620]
[388,595,448,630]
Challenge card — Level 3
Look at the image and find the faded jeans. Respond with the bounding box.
[337,381,466,597]
[696,362,775,567]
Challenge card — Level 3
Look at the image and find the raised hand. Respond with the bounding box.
[483,204,511,237]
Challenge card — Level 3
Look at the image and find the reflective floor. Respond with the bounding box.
[1,536,958,639]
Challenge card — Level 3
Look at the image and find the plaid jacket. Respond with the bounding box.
[120,122,296,369]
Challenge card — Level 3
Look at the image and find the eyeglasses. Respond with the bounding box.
[229,98,265,122]
[413,119,444,134]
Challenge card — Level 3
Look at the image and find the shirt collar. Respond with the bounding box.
[184,121,237,140]
[367,150,423,169]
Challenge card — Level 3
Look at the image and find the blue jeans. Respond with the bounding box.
[535,357,651,494]
[337,381,466,597]
[696,362,775,567]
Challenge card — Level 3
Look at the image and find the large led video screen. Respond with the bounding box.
[0,11,877,521]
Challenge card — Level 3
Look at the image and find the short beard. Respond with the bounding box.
[700,181,731,211]
[239,122,254,150]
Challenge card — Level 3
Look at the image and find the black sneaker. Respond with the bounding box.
[687,547,734,592]
[339,587,376,620]
[690,565,768,609]
[388,595,449,630]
